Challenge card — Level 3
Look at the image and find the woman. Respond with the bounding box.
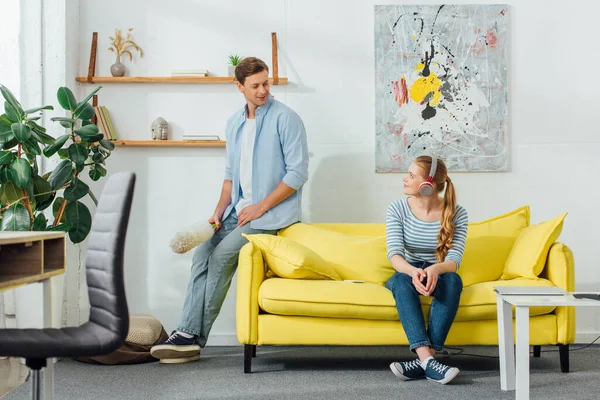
[385,155,468,384]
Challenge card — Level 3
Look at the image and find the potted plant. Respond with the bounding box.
[228,54,244,77]
[0,84,115,243]
[108,28,144,77]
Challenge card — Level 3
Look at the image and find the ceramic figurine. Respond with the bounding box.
[151,117,169,140]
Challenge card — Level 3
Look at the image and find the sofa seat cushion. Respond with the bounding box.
[258,278,556,322]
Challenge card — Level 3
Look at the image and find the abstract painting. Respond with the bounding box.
[374,5,508,172]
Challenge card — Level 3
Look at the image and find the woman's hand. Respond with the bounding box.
[411,268,428,296]
[424,265,440,296]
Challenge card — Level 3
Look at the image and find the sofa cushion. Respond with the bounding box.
[278,224,394,285]
[242,233,341,281]
[258,277,556,322]
[458,205,530,287]
[501,213,567,280]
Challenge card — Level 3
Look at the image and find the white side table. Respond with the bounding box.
[495,291,600,400]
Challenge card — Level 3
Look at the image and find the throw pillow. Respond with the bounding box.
[458,205,530,287]
[242,233,341,280]
[501,212,568,280]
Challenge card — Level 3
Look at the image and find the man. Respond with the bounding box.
[151,57,309,363]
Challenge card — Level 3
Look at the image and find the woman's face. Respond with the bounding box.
[403,162,428,195]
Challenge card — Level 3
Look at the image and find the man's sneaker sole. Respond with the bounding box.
[150,344,200,359]
[389,362,424,380]
[159,354,201,364]
[426,367,460,384]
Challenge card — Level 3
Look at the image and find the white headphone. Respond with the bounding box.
[419,156,438,196]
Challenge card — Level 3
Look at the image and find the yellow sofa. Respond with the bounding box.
[236,206,574,373]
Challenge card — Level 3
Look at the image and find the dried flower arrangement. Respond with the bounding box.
[108,28,144,62]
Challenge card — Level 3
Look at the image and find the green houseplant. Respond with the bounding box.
[228,54,244,77]
[0,84,115,243]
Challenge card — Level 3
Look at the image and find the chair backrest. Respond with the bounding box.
[85,172,135,340]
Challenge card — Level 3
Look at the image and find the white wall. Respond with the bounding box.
[73,0,600,344]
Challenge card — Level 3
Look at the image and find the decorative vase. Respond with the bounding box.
[228,65,236,77]
[111,56,126,77]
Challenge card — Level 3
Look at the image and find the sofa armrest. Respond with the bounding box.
[539,242,576,344]
[236,242,266,345]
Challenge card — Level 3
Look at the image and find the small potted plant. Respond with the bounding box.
[108,28,144,77]
[228,54,244,77]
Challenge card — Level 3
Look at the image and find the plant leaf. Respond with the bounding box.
[87,188,98,206]
[74,103,95,120]
[57,87,78,111]
[23,139,41,156]
[64,177,89,201]
[78,86,102,108]
[0,167,12,184]
[0,180,20,203]
[68,143,88,168]
[0,85,23,113]
[28,128,55,145]
[24,105,54,114]
[32,174,52,204]
[32,213,47,231]
[89,165,102,181]
[74,123,99,139]
[25,116,41,121]
[5,102,21,122]
[60,120,74,129]
[47,222,72,232]
[47,160,73,190]
[11,123,32,142]
[65,200,92,243]
[43,134,70,157]
[1,203,30,231]
[0,150,15,165]
[9,158,32,189]
[99,139,115,150]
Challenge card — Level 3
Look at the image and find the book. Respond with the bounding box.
[182,134,220,141]
[94,106,110,140]
[171,69,209,77]
[100,106,118,140]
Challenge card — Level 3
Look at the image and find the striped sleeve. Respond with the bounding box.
[444,205,469,269]
[386,201,405,261]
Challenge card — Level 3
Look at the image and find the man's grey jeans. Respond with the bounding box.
[177,209,277,347]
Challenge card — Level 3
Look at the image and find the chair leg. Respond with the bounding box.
[244,345,253,373]
[25,359,46,400]
[559,344,569,373]
[533,345,541,358]
[252,345,257,358]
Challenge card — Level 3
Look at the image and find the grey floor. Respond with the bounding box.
[3,345,599,400]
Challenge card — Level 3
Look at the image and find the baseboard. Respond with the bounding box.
[205,334,240,346]
[575,331,600,345]
[204,332,600,347]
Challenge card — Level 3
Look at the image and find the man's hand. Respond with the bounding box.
[411,268,428,296]
[424,266,440,296]
[208,213,222,232]
[237,204,266,227]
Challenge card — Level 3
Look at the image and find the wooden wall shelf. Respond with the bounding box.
[76,76,288,85]
[113,140,226,148]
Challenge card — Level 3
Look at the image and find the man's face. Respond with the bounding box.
[237,70,270,108]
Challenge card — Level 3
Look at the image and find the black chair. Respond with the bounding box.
[0,172,136,399]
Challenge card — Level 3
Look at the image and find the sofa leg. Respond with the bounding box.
[559,344,569,373]
[252,345,256,358]
[533,345,541,358]
[244,345,253,373]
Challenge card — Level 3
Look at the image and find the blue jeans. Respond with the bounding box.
[178,210,277,347]
[385,260,463,352]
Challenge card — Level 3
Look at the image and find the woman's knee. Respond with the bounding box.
[441,272,463,292]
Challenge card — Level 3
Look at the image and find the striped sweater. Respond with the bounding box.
[386,198,469,269]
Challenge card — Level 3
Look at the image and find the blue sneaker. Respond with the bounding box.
[389,359,426,380]
[423,358,460,384]
[150,331,201,364]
